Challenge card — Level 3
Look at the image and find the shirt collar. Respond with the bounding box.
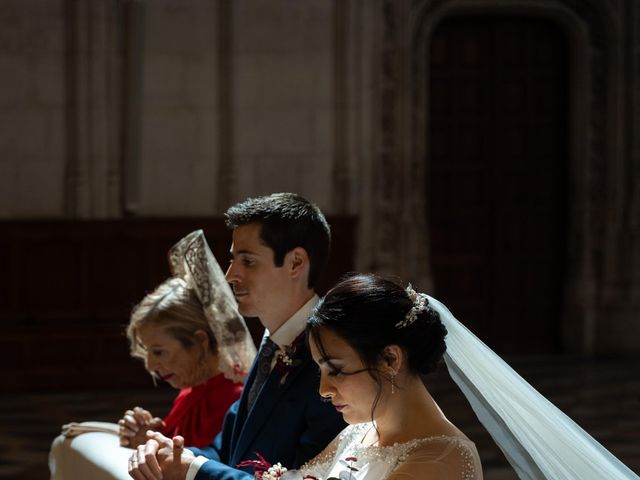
[268,294,319,348]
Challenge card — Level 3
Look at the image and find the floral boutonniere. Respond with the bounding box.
[237,452,319,479]
[274,332,305,384]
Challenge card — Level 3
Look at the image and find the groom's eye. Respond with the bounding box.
[241,257,255,267]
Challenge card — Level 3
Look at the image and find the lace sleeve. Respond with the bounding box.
[386,437,483,480]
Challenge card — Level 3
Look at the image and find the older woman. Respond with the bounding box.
[49,230,255,480]
[120,276,240,448]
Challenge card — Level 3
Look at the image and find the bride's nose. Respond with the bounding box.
[318,371,335,398]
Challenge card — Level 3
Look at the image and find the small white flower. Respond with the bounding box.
[261,463,288,479]
[276,350,294,366]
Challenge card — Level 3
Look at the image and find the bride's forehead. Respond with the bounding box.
[310,327,357,357]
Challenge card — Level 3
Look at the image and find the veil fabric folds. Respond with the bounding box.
[427,295,639,480]
[169,230,256,384]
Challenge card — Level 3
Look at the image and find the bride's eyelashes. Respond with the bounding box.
[316,365,345,377]
[323,365,370,377]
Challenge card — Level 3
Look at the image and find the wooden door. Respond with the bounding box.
[428,17,568,354]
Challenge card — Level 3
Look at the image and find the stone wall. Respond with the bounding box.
[0,0,639,355]
[228,0,334,209]
[0,0,65,217]
[138,0,221,215]
[136,0,336,214]
[0,0,336,218]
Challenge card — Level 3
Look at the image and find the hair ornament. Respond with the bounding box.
[395,284,429,329]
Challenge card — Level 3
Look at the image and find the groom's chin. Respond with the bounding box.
[235,299,254,317]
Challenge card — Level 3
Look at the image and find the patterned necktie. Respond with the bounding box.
[247,337,279,410]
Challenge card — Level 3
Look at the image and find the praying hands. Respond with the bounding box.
[128,432,195,480]
[119,406,166,448]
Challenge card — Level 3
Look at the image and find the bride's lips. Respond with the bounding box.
[160,373,174,382]
[333,404,346,412]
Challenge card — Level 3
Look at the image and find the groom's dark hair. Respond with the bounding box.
[225,192,331,289]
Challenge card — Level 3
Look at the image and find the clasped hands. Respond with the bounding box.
[128,430,195,480]
[118,406,166,448]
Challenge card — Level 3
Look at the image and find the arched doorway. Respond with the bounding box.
[427,16,568,354]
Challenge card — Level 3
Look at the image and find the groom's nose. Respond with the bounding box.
[225,262,239,283]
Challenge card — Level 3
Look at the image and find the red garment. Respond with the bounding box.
[162,373,243,448]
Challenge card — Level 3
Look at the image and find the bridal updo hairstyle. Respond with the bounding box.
[307,273,447,387]
[127,277,218,362]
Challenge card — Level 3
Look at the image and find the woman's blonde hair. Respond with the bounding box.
[127,277,217,361]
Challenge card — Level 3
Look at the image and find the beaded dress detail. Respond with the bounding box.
[297,423,482,480]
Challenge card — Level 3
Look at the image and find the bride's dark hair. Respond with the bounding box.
[307,273,447,418]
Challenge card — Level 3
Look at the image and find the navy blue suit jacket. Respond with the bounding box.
[189,340,346,480]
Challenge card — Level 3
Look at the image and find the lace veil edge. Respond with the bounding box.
[169,230,256,384]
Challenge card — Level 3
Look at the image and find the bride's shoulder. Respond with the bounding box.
[409,434,478,458]
[393,435,481,479]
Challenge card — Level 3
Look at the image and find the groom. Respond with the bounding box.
[128,193,346,480]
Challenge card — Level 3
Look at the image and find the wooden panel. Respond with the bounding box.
[428,17,567,354]
[18,237,84,317]
[89,236,152,321]
[0,237,11,311]
[0,217,356,391]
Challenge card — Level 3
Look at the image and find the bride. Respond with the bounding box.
[289,273,482,479]
[249,272,638,480]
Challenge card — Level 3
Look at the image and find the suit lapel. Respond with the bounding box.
[229,357,260,450]
[231,353,312,465]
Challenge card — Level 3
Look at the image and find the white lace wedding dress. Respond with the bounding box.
[296,422,482,480]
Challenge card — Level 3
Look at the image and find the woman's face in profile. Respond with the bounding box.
[137,324,202,389]
[310,328,386,425]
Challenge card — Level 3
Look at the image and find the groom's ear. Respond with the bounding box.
[382,345,403,371]
[286,247,309,280]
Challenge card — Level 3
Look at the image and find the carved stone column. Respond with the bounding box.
[63,0,124,218]
[331,0,350,214]
[215,0,234,213]
[357,0,434,289]
[595,0,640,355]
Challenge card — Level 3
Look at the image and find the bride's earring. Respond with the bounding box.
[390,370,397,394]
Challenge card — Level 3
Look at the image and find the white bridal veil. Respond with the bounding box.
[427,296,639,480]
